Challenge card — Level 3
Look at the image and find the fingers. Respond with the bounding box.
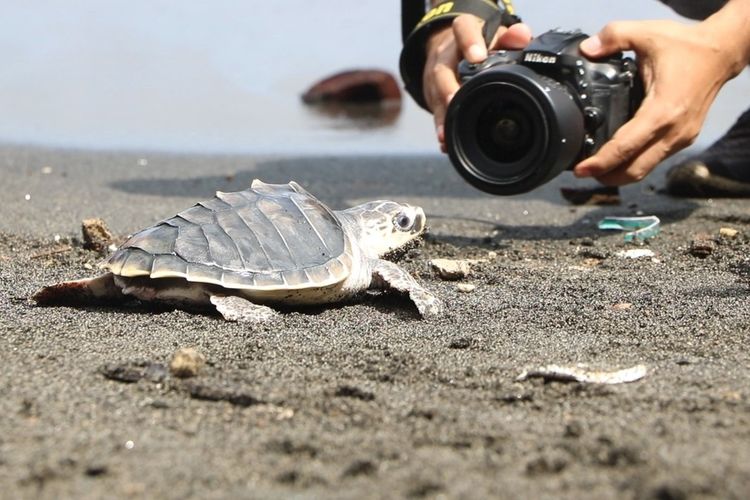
[429,61,460,141]
[453,14,488,62]
[574,97,699,185]
[580,21,645,58]
[422,27,461,152]
[425,16,533,153]
[593,139,664,186]
[574,99,662,180]
[493,22,533,50]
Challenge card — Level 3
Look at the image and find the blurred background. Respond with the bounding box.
[1,0,748,155]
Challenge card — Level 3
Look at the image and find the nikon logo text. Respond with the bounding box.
[524,53,557,64]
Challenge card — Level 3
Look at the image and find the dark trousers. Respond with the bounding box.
[660,0,727,20]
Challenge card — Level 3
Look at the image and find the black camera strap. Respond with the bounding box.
[400,0,521,110]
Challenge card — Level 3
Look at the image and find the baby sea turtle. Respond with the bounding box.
[34,180,441,321]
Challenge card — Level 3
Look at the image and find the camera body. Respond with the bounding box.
[445,29,642,195]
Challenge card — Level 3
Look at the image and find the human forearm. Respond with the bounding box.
[703,0,750,77]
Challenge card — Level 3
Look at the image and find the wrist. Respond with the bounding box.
[704,0,750,76]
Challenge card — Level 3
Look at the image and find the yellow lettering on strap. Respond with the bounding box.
[420,2,455,23]
[500,0,515,15]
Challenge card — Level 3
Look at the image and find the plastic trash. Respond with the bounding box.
[598,215,660,242]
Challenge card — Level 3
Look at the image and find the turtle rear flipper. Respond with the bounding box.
[371,260,443,318]
[33,273,124,306]
[210,295,278,323]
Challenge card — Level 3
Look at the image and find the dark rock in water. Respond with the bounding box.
[302,69,401,104]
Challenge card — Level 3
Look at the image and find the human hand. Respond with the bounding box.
[423,15,532,152]
[574,19,748,185]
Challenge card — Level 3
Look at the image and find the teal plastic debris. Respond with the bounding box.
[597,215,661,242]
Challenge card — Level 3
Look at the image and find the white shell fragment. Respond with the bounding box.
[616,249,655,259]
[430,258,472,280]
[516,364,648,385]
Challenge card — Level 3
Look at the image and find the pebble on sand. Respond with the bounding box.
[82,218,115,254]
[719,227,739,239]
[430,258,473,280]
[169,347,206,378]
[456,283,476,293]
[689,236,716,258]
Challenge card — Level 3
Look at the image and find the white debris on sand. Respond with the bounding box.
[430,258,482,281]
[516,364,648,385]
[616,249,655,259]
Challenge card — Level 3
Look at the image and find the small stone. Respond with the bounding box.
[82,218,114,254]
[100,361,166,383]
[564,420,584,438]
[85,463,108,477]
[456,283,476,293]
[342,459,377,478]
[448,337,473,349]
[430,258,472,280]
[719,227,739,239]
[169,347,205,378]
[334,385,375,401]
[560,185,620,206]
[689,236,715,258]
[185,381,262,407]
[487,251,498,259]
[41,166,53,175]
[612,302,632,311]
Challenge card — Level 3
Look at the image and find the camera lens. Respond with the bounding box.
[445,65,585,195]
[476,100,535,164]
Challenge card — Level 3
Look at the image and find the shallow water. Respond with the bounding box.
[1,0,748,154]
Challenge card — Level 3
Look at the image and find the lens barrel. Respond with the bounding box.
[445,65,585,195]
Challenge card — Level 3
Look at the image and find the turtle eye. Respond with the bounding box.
[394,212,414,231]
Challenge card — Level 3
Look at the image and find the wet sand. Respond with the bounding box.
[1,144,749,499]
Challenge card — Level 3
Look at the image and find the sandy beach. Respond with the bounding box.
[1,144,749,499]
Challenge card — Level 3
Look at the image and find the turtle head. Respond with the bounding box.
[341,201,426,259]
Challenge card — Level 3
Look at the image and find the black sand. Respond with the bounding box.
[1,144,749,499]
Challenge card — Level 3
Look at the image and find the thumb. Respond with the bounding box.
[580,22,637,58]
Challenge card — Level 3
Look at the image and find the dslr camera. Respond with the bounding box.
[445,29,642,195]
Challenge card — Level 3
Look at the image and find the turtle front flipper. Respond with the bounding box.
[33,273,125,306]
[210,295,278,323]
[371,260,443,318]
